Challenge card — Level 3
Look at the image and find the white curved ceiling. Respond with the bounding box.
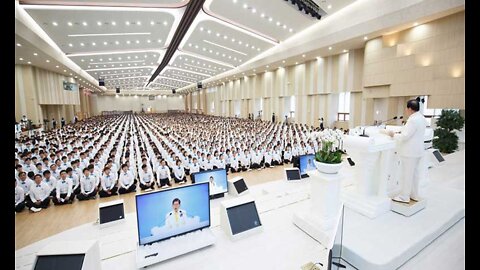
[16,0,356,93]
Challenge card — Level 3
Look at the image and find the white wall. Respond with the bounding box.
[373,98,388,123]
[90,95,184,115]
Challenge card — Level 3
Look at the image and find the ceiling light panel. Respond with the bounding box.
[206,0,344,41]
[169,54,229,77]
[182,20,274,67]
[24,9,174,54]
[20,0,187,8]
[70,51,160,70]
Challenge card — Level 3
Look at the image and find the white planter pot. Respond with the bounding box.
[314,160,343,174]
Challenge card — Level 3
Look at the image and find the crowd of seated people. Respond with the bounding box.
[15,113,325,213]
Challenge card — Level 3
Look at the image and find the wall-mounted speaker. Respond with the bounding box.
[172,89,176,94]
[197,82,203,89]
[115,87,120,94]
[99,78,105,86]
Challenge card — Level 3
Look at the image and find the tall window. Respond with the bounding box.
[290,96,296,118]
[337,92,351,121]
[210,101,215,113]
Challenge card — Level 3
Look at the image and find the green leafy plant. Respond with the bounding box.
[433,110,464,154]
[315,141,343,164]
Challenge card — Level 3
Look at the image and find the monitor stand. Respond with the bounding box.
[210,193,225,200]
[136,228,216,268]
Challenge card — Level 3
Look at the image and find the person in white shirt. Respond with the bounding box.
[139,164,155,190]
[204,154,214,171]
[66,167,80,195]
[156,160,172,188]
[53,170,74,205]
[77,168,98,200]
[188,157,201,182]
[15,179,26,213]
[264,149,273,168]
[27,174,51,210]
[173,160,187,184]
[17,172,33,197]
[283,145,293,164]
[272,146,283,166]
[250,148,263,170]
[99,167,119,197]
[42,170,57,197]
[229,152,241,173]
[386,99,427,203]
[118,164,137,194]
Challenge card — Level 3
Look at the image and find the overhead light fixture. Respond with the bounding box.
[82,22,87,26]
[343,49,347,53]
[52,22,58,26]
[33,53,38,56]
[67,22,72,26]
[295,62,298,65]
[46,60,50,62]
[364,36,368,40]
[19,58,23,61]
[243,4,248,8]
[414,22,419,26]
[16,43,21,47]
[302,54,306,57]
[328,4,332,9]
[328,46,332,50]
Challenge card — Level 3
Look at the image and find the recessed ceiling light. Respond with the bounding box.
[328,4,332,9]
[233,0,237,3]
[252,8,256,13]
[302,54,305,57]
[67,22,72,26]
[364,36,368,40]
[157,39,162,43]
[16,43,21,47]
[52,22,58,26]
[126,40,131,44]
[295,62,298,65]
[282,60,285,63]
[243,4,248,8]
[27,61,31,64]
[163,21,168,26]
[82,22,87,26]
[55,65,59,68]
[137,21,141,25]
[328,46,332,50]
[46,60,50,63]
[92,42,96,46]
[343,49,347,53]
[33,53,38,56]
[289,28,293,32]
[136,40,140,44]
[126,21,130,25]
[115,41,119,45]
[276,21,281,26]
[261,13,265,18]
[413,22,419,26]
[64,70,66,72]
[97,21,102,26]
[19,58,23,61]
[269,17,273,22]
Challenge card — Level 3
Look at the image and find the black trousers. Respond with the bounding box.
[77,190,98,200]
[173,176,186,183]
[159,178,171,186]
[241,165,248,171]
[283,159,291,164]
[265,162,271,168]
[53,193,74,205]
[213,166,218,169]
[185,169,190,176]
[99,187,119,197]
[272,160,283,166]
[119,184,136,194]
[230,167,241,173]
[49,189,56,197]
[250,163,261,169]
[73,186,81,195]
[140,182,155,190]
[15,201,26,212]
[26,197,51,208]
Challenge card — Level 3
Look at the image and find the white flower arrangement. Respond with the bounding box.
[309,129,344,164]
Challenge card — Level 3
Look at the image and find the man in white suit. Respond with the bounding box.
[387,99,427,203]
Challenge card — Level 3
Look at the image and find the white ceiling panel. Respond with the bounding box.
[181,20,274,67]
[20,0,188,8]
[24,9,174,54]
[71,51,161,71]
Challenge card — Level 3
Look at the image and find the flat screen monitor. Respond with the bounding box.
[34,254,85,270]
[233,178,248,194]
[285,168,301,180]
[298,154,316,175]
[135,182,211,245]
[191,169,228,197]
[226,201,262,235]
[99,202,124,224]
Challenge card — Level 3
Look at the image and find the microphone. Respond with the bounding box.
[377,116,398,126]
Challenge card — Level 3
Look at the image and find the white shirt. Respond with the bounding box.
[43,176,57,192]
[189,163,200,174]
[56,178,73,197]
[80,175,96,194]
[15,186,25,205]
[173,165,185,179]
[101,173,116,191]
[165,209,187,229]
[68,174,80,189]
[17,178,33,195]
[156,166,171,180]
[139,170,154,185]
[29,182,50,202]
[393,112,427,158]
[204,159,214,170]
[119,171,134,188]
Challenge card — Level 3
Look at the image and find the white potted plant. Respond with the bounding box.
[311,129,344,174]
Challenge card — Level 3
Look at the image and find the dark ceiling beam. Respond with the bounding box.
[146,0,206,87]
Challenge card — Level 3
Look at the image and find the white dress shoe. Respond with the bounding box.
[410,196,423,202]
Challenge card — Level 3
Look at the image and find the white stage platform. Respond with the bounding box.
[15,151,465,270]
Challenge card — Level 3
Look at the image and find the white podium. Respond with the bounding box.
[292,170,343,247]
[342,134,394,218]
